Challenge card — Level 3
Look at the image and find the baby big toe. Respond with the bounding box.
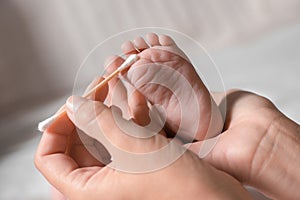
[159,34,176,46]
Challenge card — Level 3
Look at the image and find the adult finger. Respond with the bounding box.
[83,77,108,102]
[67,76,110,167]
[35,113,93,193]
[65,96,168,155]
[35,80,109,192]
[103,56,131,117]
[125,81,151,126]
[184,135,221,158]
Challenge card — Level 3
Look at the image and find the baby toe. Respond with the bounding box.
[146,33,160,47]
[121,40,138,56]
[133,36,149,52]
[159,34,176,46]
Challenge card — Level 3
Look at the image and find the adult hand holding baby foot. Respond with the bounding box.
[119,33,300,199]
[34,57,252,199]
[35,33,300,200]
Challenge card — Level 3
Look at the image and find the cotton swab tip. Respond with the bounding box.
[38,114,59,132]
[118,54,139,71]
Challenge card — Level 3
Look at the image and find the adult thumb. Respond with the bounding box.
[66,96,170,153]
[65,96,184,172]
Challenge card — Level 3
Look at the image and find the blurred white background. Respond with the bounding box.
[0,0,299,199]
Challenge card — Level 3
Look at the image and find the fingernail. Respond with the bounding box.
[66,96,86,112]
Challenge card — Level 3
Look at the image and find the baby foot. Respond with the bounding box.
[121,33,223,141]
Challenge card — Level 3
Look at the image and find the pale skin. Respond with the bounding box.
[34,82,252,200]
[120,33,224,140]
[35,33,300,200]
[188,90,300,200]
[113,33,300,199]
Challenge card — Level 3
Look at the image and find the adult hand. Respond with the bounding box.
[34,81,252,200]
[188,90,300,200]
